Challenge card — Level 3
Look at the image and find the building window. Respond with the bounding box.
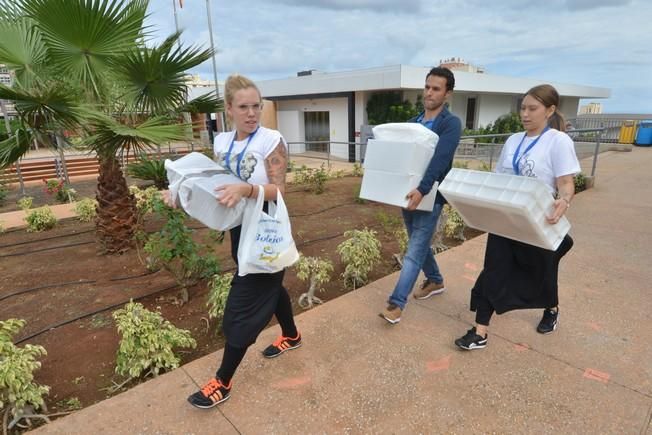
[0,75,11,85]
[465,97,477,130]
[304,111,330,153]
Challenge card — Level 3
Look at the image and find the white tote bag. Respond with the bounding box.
[237,187,299,276]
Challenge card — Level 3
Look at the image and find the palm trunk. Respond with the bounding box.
[96,155,138,253]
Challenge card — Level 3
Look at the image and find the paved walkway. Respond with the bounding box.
[19,146,652,434]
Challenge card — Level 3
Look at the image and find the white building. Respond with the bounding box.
[578,102,603,115]
[257,64,610,161]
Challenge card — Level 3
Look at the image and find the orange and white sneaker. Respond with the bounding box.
[187,377,232,409]
[262,333,302,358]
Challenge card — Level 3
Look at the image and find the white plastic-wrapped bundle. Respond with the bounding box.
[178,174,247,231]
[165,152,247,231]
[165,152,226,201]
[371,122,438,148]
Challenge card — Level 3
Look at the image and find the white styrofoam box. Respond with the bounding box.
[438,169,570,250]
[178,174,247,231]
[363,140,435,175]
[372,122,439,148]
[359,169,437,212]
[165,152,226,200]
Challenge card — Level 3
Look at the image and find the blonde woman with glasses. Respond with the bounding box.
[187,74,302,409]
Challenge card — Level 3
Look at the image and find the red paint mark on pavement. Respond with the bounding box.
[587,321,601,331]
[583,368,610,384]
[514,343,530,352]
[271,375,312,390]
[464,263,479,271]
[426,355,452,373]
[462,275,476,283]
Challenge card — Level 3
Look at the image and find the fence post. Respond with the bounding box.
[590,124,603,177]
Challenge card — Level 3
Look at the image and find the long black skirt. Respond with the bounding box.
[222,224,287,348]
[470,233,574,315]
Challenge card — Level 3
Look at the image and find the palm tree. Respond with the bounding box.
[0,0,222,253]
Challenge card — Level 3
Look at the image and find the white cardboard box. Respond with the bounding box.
[438,169,570,250]
[359,139,437,211]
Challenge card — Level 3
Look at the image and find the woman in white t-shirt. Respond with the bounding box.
[187,74,301,409]
[455,84,579,351]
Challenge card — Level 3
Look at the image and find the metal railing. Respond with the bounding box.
[286,127,607,178]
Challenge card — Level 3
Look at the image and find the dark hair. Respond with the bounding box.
[525,84,566,132]
[426,67,455,92]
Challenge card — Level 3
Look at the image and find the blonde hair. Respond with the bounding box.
[224,74,261,105]
[525,84,567,132]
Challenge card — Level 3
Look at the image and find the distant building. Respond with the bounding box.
[0,64,16,117]
[438,57,485,74]
[256,64,611,161]
[578,102,603,115]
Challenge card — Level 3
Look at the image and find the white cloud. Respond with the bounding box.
[145,0,652,113]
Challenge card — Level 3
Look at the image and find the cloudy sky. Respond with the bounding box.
[146,0,651,113]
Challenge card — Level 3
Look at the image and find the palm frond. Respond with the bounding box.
[0,83,88,130]
[0,125,33,169]
[177,92,224,114]
[118,32,213,114]
[0,17,48,88]
[85,115,189,159]
[20,0,149,98]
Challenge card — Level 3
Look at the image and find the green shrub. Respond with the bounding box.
[25,206,57,232]
[574,172,587,192]
[129,185,162,217]
[17,196,33,211]
[394,227,408,256]
[207,273,232,323]
[336,228,382,289]
[443,204,466,241]
[127,155,168,189]
[42,178,77,203]
[295,255,334,309]
[375,210,402,234]
[352,162,364,177]
[143,198,221,302]
[452,160,469,169]
[292,163,330,194]
[0,319,50,429]
[74,198,98,222]
[113,301,196,380]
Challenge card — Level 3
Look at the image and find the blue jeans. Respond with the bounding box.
[388,203,444,309]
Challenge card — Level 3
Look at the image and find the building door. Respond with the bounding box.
[304,111,330,153]
[466,97,476,130]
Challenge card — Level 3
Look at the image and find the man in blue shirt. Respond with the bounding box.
[380,67,462,324]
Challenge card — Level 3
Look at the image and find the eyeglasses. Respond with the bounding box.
[234,103,263,113]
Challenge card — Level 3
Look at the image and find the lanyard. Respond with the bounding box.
[512,126,549,175]
[225,127,258,178]
[415,112,440,131]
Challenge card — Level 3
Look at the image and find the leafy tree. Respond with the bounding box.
[336,228,381,289]
[0,0,222,253]
[295,255,334,309]
[366,92,423,125]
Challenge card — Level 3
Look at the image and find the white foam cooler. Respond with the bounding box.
[438,169,570,250]
[359,123,439,211]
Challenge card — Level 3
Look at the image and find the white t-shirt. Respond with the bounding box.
[213,126,286,185]
[496,128,580,193]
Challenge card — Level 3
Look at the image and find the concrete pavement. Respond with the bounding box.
[24,146,652,434]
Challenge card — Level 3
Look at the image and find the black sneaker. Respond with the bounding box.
[187,377,232,409]
[455,327,488,350]
[537,308,559,334]
[262,333,302,358]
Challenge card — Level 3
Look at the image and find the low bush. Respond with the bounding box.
[17,196,33,211]
[113,301,196,381]
[0,319,50,431]
[336,228,382,289]
[74,198,98,222]
[207,273,233,325]
[127,155,168,189]
[25,206,57,232]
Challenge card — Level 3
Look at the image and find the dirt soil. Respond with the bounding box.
[0,175,481,422]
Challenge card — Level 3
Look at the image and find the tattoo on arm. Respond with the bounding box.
[265,141,287,191]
